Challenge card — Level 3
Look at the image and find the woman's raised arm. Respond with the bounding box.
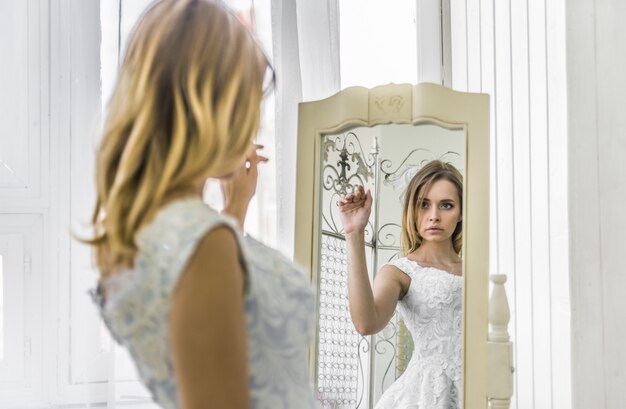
[339,185,407,336]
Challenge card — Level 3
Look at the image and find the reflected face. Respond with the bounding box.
[417,179,461,244]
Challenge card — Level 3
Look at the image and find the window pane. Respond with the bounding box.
[340,0,417,88]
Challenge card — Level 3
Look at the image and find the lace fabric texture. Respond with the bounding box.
[375,258,463,409]
[91,199,317,409]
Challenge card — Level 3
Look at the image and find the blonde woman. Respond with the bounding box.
[339,160,464,409]
[88,1,316,408]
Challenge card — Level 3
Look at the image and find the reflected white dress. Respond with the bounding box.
[91,199,317,409]
[375,257,463,409]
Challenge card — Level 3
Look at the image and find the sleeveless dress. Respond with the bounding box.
[91,198,317,409]
[375,257,463,409]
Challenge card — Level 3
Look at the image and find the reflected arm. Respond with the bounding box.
[340,186,404,335]
[345,231,405,336]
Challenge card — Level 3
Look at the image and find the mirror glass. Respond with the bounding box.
[314,123,465,408]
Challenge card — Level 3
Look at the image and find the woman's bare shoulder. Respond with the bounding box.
[376,263,412,296]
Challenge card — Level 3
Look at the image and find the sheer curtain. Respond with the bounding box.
[270,0,341,258]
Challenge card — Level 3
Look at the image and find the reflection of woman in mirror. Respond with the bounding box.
[86,1,317,408]
[339,160,463,409]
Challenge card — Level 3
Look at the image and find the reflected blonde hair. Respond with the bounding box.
[88,0,273,276]
[400,160,463,256]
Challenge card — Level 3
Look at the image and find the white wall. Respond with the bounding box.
[450,0,571,408]
[567,1,626,408]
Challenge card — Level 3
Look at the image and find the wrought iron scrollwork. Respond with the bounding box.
[376,223,402,249]
[375,320,398,394]
[323,132,375,197]
[381,149,462,200]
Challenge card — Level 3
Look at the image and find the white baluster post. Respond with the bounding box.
[487,274,514,409]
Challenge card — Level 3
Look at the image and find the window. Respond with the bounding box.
[339,0,418,88]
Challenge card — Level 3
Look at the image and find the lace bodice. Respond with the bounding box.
[91,199,317,409]
[375,257,463,409]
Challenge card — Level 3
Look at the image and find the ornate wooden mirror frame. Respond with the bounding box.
[294,83,491,408]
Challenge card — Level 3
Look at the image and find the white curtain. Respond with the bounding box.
[449,1,571,407]
[270,0,341,258]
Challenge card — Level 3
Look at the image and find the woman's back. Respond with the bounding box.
[92,199,317,408]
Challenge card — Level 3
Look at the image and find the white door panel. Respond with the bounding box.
[0,0,45,203]
[0,214,44,405]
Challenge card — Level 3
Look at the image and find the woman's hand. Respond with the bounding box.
[220,144,268,228]
[338,185,373,236]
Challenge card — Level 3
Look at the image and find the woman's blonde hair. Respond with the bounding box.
[400,160,463,256]
[89,0,273,276]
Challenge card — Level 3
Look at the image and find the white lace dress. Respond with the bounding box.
[91,199,317,409]
[375,257,463,409]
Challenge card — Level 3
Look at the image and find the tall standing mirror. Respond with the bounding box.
[295,83,490,408]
